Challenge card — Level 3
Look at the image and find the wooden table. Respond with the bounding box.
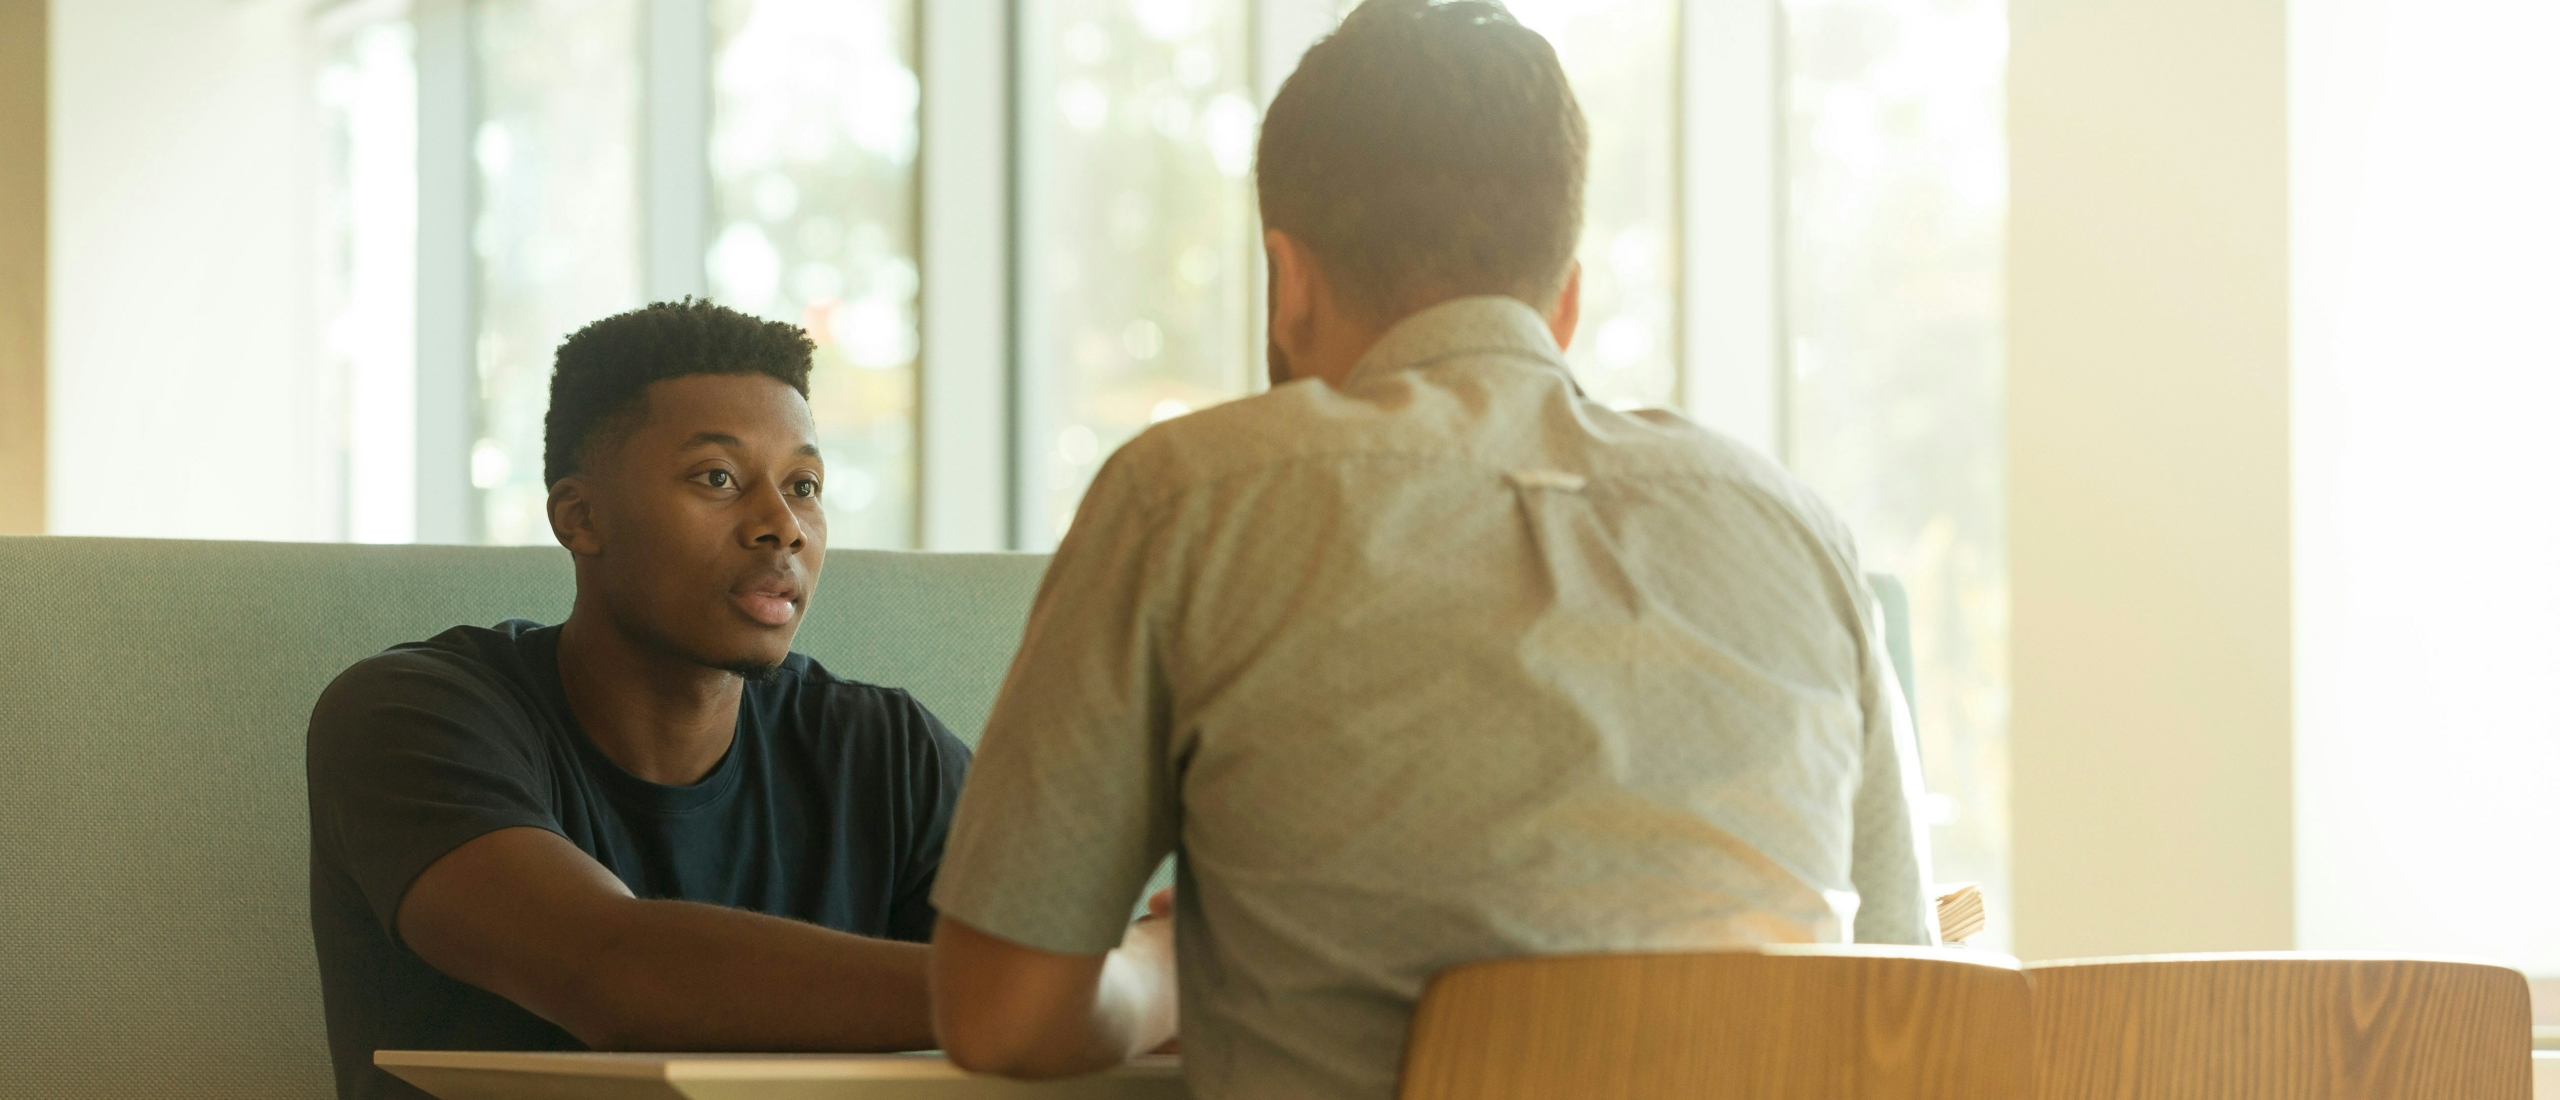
[376,1051,1190,1100]
[381,1047,2559,1099]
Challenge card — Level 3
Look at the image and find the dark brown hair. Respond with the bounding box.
[1256,0,1588,323]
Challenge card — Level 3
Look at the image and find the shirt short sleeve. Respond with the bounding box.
[305,648,561,941]
[930,454,1180,955]
[883,695,974,943]
[1847,575,1937,946]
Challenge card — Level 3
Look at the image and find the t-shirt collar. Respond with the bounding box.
[1342,295,1574,389]
[527,623,747,815]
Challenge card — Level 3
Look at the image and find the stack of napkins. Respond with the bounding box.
[1934,883,1986,945]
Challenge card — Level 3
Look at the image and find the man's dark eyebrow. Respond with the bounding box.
[676,433,821,460]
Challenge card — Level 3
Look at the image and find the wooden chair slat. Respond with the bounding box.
[1397,947,2033,1100]
[2028,954,2533,1099]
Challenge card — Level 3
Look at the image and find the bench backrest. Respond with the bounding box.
[0,535,1914,1098]
[0,537,1046,1099]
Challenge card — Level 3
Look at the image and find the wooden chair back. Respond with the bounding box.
[1396,946,2033,1100]
[2029,954,2533,1099]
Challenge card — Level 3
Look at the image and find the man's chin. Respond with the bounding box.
[716,657,785,684]
[609,601,794,682]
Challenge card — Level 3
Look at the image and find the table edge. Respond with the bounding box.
[375,1050,1184,1082]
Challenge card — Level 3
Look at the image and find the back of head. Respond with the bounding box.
[1256,0,1588,324]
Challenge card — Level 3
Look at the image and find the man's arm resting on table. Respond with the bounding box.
[398,826,936,1052]
[930,903,1176,1079]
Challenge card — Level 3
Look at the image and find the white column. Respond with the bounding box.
[2007,0,2295,960]
[48,0,330,540]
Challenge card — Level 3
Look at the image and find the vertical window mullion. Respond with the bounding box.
[919,0,1014,552]
[642,0,711,304]
[1014,0,1258,551]
[413,0,478,545]
[1678,0,1785,459]
[1008,0,1058,551]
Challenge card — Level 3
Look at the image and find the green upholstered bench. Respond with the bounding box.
[0,535,1914,1099]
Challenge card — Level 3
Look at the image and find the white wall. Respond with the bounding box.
[49,0,332,540]
[2010,0,2560,972]
[2292,0,2560,975]
[2007,0,2296,961]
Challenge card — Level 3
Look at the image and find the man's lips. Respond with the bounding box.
[731,578,803,627]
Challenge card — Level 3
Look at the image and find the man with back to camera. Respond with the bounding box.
[925,2,1938,1096]
[305,300,971,1100]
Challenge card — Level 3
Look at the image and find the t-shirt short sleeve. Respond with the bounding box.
[930,454,1180,955]
[306,648,561,941]
[883,695,974,943]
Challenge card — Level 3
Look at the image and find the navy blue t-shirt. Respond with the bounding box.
[305,621,971,1100]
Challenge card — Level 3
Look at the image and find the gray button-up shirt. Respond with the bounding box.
[934,296,1935,1100]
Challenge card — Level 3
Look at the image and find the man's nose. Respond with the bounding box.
[741,481,806,550]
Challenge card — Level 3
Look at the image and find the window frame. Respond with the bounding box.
[388,0,1793,550]
[1680,0,1785,457]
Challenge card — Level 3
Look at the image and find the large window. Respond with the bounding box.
[1508,0,1680,411]
[2292,0,2560,995]
[314,12,420,544]
[1019,0,1258,547]
[304,0,2013,934]
[1011,0,1686,546]
[1781,0,2011,944]
[423,0,924,548]
[708,0,922,549]
[470,0,644,545]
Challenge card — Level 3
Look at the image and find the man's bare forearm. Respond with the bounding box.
[552,896,936,1052]
[931,911,1177,1079]
[399,827,937,1054]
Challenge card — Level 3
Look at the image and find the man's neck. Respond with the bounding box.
[1286,294,1574,389]
[1288,314,1391,390]
[554,606,743,786]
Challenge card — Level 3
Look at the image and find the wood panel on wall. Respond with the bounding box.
[0,0,42,534]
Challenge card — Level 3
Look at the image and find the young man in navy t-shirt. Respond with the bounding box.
[306,300,970,1100]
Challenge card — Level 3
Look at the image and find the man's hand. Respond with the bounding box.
[931,894,1179,1078]
[398,826,937,1052]
[1136,890,1181,1054]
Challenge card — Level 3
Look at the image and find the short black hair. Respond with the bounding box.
[1256,0,1587,323]
[542,298,815,487]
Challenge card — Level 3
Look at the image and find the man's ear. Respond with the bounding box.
[1264,229,1320,379]
[547,477,605,557]
[1546,260,1583,353]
